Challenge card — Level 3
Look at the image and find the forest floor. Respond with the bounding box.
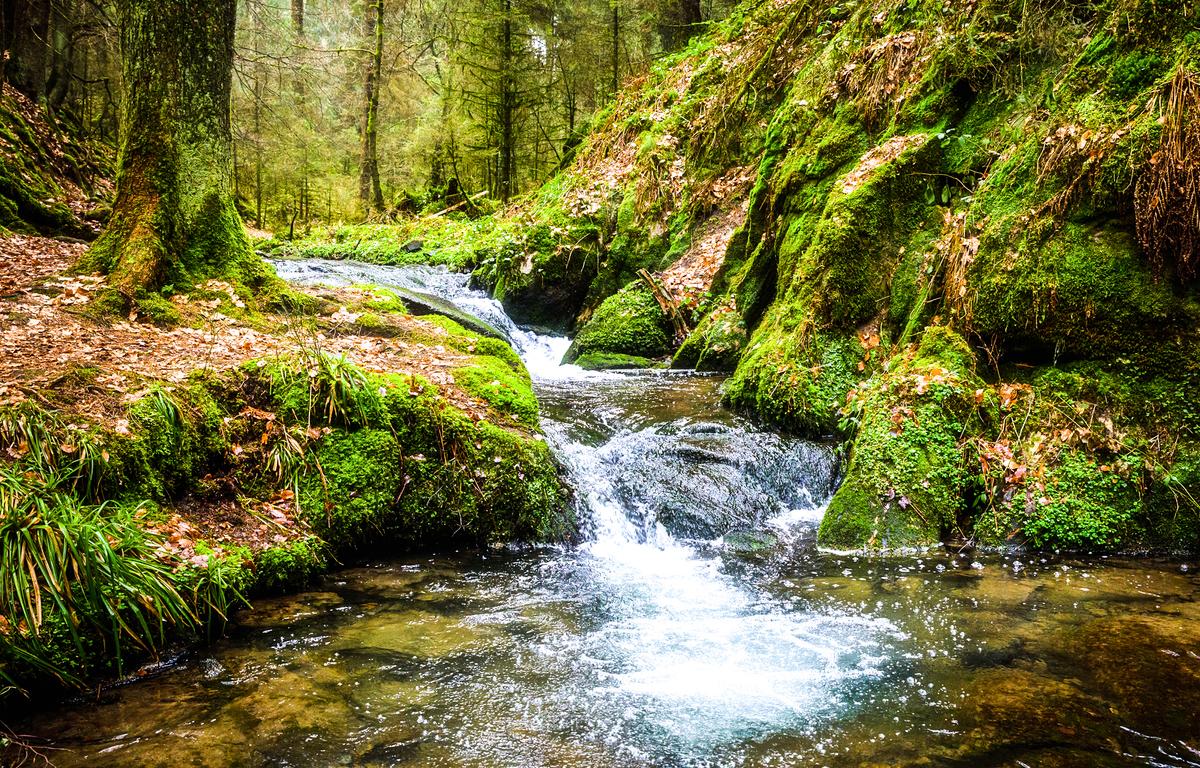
[0,233,502,564]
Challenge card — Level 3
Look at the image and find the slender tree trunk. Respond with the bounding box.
[254,80,263,229]
[611,0,619,96]
[497,0,516,202]
[291,0,304,35]
[252,3,265,229]
[292,0,309,224]
[87,0,261,297]
[359,0,384,216]
[43,1,72,112]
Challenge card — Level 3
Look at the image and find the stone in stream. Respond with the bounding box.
[390,284,508,341]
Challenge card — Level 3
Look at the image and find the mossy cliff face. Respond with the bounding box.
[490,0,1200,551]
[724,132,941,434]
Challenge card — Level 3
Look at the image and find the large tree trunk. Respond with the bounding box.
[3,0,51,97]
[87,0,260,297]
[659,0,701,50]
[359,0,384,216]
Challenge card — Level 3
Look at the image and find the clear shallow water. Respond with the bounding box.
[20,261,1200,767]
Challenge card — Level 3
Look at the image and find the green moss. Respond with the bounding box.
[819,329,980,551]
[300,428,403,547]
[1141,446,1200,552]
[454,355,540,427]
[564,282,671,363]
[725,331,865,435]
[273,217,497,271]
[133,290,182,326]
[969,222,1195,363]
[1106,49,1169,101]
[575,352,661,370]
[289,374,568,553]
[673,308,747,371]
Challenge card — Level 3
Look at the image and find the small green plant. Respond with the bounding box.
[141,386,183,430]
[0,465,196,688]
[306,350,376,427]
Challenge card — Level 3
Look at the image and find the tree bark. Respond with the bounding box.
[496,0,516,201]
[3,0,51,97]
[359,0,384,216]
[659,0,701,50]
[43,0,72,112]
[610,0,619,96]
[290,0,303,35]
[87,0,260,297]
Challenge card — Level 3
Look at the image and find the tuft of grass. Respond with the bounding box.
[0,465,196,688]
[0,403,108,500]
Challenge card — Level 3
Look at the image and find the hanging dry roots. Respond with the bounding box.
[1135,64,1200,282]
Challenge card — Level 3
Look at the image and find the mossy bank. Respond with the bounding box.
[0,250,569,708]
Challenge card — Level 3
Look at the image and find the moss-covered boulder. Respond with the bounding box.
[819,328,980,550]
[563,281,672,364]
[673,303,747,371]
[967,220,1200,365]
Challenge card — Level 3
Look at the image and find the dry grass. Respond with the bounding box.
[837,30,926,129]
[1135,63,1200,282]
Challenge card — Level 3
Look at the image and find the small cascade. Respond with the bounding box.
[272,258,899,754]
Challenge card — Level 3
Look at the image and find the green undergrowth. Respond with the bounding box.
[265,215,499,270]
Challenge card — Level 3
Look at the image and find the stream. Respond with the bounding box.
[22,261,1200,767]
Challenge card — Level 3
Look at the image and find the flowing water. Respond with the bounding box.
[20,261,1200,767]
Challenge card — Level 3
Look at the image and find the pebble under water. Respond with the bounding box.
[21,262,1200,768]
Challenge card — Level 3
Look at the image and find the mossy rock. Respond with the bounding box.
[968,221,1200,366]
[475,223,600,332]
[673,307,747,372]
[574,352,661,370]
[818,328,981,551]
[563,282,672,364]
[391,285,508,341]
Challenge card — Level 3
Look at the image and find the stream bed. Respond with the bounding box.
[22,261,1200,767]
